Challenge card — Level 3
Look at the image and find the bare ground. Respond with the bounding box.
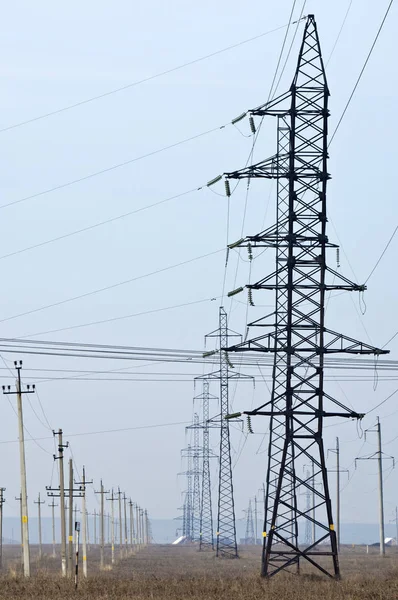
[0,543,396,599]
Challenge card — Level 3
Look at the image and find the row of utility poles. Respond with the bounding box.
[1,361,152,578]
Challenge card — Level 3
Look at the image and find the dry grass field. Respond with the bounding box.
[0,544,397,599]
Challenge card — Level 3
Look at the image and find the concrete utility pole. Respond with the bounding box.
[47,429,68,576]
[129,500,135,552]
[0,488,5,569]
[141,509,145,546]
[377,419,385,556]
[94,509,97,546]
[335,438,340,550]
[107,490,116,565]
[34,493,45,560]
[74,466,91,578]
[356,417,395,557]
[15,494,23,566]
[86,510,90,550]
[136,504,141,550]
[49,499,58,558]
[3,362,34,577]
[391,507,398,548]
[145,510,149,545]
[82,469,88,577]
[123,493,128,554]
[117,489,123,557]
[254,496,258,545]
[95,481,109,570]
[68,459,74,576]
[328,437,349,550]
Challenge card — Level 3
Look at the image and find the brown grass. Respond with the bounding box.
[0,544,396,599]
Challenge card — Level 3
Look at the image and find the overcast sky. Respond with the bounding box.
[0,0,397,533]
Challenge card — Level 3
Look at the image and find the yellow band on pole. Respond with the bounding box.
[262,532,267,538]
[69,535,73,541]
[330,524,335,531]
[22,516,28,523]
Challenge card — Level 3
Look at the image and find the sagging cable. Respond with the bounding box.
[227,286,244,298]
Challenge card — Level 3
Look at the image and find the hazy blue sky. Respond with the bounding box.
[0,0,397,535]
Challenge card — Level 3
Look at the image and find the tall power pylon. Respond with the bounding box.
[223,14,387,578]
[245,500,255,545]
[204,307,251,558]
[180,444,194,540]
[304,470,312,546]
[194,379,216,550]
[185,415,202,541]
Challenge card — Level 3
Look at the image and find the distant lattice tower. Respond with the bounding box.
[245,500,255,545]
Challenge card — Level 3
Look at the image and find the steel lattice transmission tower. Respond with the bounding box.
[180,445,193,540]
[192,414,201,541]
[195,379,216,551]
[245,500,255,545]
[204,307,251,558]
[304,470,312,546]
[223,14,387,578]
[186,414,202,541]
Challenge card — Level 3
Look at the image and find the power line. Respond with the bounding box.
[267,0,299,101]
[0,24,289,134]
[329,0,395,145]
[0,187,201,262]
[366,386,398,416]
[0,420,192,445]
[325,0,353,66]
[0,248,224,325]
[364,224,398,284]
[0,126,226,212]
[19,296,221,339]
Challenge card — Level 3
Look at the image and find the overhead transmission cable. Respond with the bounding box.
[19,296,221,339]
[329,0,395,145]
[364,224,398,284]
[0,126,227,212]
[0,24,290,134]
[0,187,200,262]
[0,248,224,325]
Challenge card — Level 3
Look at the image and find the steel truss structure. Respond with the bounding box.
[180,444,194,540]
[224,15,387,578]
[204,307,252,558]
[194,380,216,550]
[184,415,202,541]
[245,499,255,544]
